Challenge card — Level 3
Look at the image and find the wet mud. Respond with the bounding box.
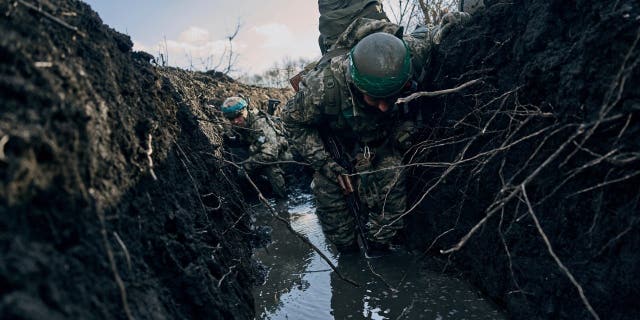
[253,192,505,320]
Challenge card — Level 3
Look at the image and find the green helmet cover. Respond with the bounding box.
[349,33,412,98]
[221,96,248,118]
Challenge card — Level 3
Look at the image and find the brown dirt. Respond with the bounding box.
[0,1,290,319]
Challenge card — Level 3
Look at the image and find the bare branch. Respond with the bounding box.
[395,79,481,104]
[94,200,133,320]
[146,133,158,180]
[441,126,585,254]
[0,135,8,162]
[112,232,132,273]
[568,170,640,197]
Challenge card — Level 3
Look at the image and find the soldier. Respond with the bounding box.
[221,96,289,199]
[282,8,476,256]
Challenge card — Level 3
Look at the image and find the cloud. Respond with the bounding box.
[239,22,319,74]
[178,26,210,46]
[253,23,295,48]
[134,26,235,71]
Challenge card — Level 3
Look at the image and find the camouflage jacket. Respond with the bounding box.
[282,17,453,174]
[229,110,288,170]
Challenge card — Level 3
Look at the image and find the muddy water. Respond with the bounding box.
[253,192,505,320]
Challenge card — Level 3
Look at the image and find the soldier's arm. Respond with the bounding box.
[405,11,471,57]
[246,117,280,166]
[282,78,345,181]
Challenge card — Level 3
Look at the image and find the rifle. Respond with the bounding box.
[321,133,370,253]
[267,99,281,115]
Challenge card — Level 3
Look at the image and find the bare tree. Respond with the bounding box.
[384,0,458,30]
[240,57,313,88]
[223,21,242,75]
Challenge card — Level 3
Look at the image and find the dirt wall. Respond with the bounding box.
[404,1,639,319]
[0,1,288,319]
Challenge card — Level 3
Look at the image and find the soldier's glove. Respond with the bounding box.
[320,161,354,194]
[394,121,418,150]
[242,156,261,172]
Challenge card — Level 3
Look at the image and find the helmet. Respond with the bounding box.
[349,32,412,98]
[221,96,248,118]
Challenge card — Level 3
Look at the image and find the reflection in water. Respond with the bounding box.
[253,192,505,320]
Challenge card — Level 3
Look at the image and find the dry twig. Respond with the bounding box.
[146,134,158,180]
[396,79,481,104]
[96,207,133,320]
[0,135,9,162]
[441,126,585,254]
[175,142,209,219]
[113,232,132,273]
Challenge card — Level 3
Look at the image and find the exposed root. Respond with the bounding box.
[216,263,238,288]
[175,142,209,220]
[17,0,86,37]
[0,135,8,162]
[568,170,640,197]
[366,259,398,293]
[521,185,600,320]
[396,79,482,104]
[113,232,132,273]
[146,133,158,181]
[440,125,585,255]
[96,208,133,320]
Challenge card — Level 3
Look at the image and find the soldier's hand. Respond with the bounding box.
[320,161,352,193]
[434,12,471,44]
[337,174,355,195]
[241,158,256,172]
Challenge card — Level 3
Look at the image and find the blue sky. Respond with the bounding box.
[83,0,321,76]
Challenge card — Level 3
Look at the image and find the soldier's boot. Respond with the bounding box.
[266,168,288,199]
[335,241,360,255]
[271,182,287,199]
[364,241,392,259]
[459,0,485,15]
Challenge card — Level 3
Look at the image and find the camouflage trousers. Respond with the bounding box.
[312,153,406,247]
[252,165,286,199]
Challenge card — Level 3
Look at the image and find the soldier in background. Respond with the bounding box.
[221,96,289,199]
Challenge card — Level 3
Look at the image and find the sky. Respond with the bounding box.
[82,0,322,76]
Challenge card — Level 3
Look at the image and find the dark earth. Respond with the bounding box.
[1,0,639,319]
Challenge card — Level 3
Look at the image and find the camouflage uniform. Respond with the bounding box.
[228,110,289,198]
[283,16,467,248]
[318,0,388,53]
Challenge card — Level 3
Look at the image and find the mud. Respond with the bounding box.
[402,1,640,319]
[0,1,289,319]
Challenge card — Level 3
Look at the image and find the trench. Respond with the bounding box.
[252,191,506,320]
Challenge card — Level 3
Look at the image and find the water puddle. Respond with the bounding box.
[253,192,505,320]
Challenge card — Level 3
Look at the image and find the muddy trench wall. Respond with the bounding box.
[0,1,293,319]
[403,1,639,319]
